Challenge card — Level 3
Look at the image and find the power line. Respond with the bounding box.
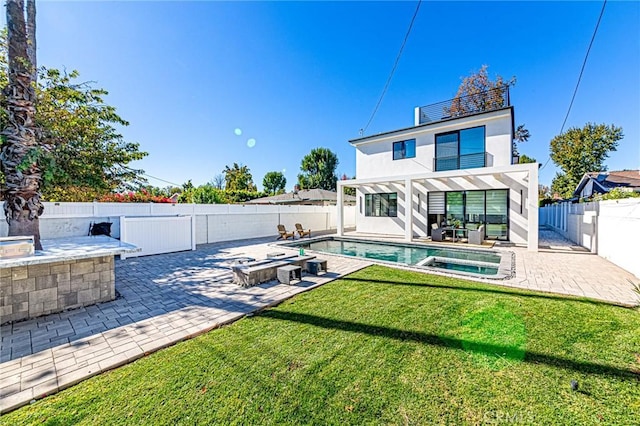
[361,0,422,135]
[540,0,607,171]
[140,172,182,187]
[122,165,183,187]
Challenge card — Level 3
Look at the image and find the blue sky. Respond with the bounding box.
[22,1,640,190]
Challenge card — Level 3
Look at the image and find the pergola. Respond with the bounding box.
[336,162,539,251]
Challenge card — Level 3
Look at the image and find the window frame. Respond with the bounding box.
[364,193,398,217]
[392,139,416,161]
[435,126,486,171]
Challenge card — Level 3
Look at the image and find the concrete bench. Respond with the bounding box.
[232,260,290,287]
[277,265,302,285]
[267,252,298,261]
[284,255,316,271]
[306,259,328,275]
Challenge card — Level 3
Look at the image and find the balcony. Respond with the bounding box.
[434,152,487,172]
[418,86,510,126]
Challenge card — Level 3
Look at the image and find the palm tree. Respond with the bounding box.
[1,0,43,249]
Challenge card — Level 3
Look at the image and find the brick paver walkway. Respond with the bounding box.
[1,228,639,413]
[497,228,640,306]
[0,236,370,413]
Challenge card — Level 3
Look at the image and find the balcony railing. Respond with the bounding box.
[418,86,510,125]
[434,152,486,172]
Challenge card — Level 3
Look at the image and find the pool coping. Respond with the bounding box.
[277,235,515,280]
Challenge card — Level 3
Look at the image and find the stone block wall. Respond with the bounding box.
[0,256,115,323]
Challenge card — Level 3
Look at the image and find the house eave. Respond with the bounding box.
[349,106,513,146]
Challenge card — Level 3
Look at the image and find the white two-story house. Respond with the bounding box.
[336,87,539,251]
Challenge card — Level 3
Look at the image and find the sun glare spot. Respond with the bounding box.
[234,128,242,136]
[247,138,256,148]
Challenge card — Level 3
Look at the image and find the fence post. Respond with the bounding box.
[191,215,197,251]
[119,216,127,260]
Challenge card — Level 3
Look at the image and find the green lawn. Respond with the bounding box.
[4,265,639,425]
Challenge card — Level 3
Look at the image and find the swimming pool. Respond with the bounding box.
[284,237,512,279]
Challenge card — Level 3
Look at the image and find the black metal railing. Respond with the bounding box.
[418,86,510,125]
[434,152,486,172]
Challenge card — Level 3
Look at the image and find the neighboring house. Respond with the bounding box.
[246,188,356,206]
[336,87,539,251]
[573,170,640,199]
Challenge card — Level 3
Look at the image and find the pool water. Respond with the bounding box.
[292,238,503,277]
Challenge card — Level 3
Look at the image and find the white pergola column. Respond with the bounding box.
[527,164,539,251]
[404,178,413,242]
[336,182,344,237]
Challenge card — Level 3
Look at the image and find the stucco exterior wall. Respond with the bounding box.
[354,170,531,245]
[354,109,513,180]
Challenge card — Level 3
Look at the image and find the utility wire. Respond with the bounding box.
[140,172,182,188]
[123,165,183,187]
[361,0,422,135]
[540,0,607,171]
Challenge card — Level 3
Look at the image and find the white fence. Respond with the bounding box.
[120,215,196,259]
[540,198,640,278]
[0,202,357,246]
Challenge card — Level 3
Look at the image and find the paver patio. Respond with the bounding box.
[1,228,638,413]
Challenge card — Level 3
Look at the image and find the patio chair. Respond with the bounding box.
[277,225,295,240]
[468,225,485,245]
[295,223,311,239]
[430,223,445,242]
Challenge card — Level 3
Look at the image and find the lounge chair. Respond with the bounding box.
[295,223,311,239]
[430,223,445,242]
[468,225,485,245]
[277,225,295,240]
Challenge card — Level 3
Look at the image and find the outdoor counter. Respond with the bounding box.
[1,236,139,323]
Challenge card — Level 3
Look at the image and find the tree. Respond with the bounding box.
[518,154,536,164]
[340,173,356,196]
[550,123,623,198]
[538,184,550,198]
[179,183,228,204]
[223,163,255,191]
[34,69,147,200]
[1,0,42,248]
[514,124,531,156]
[211,173,225,190]
[550,172,573,199]
[447,66,532,161]
[1,36,149,202]
[297,148,339,191]
[263,171,286,195]
[447,65,514,117]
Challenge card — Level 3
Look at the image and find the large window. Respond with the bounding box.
[365,193,397,217]
[435,126,485,171]
[428,189,509,241]
[392,139,416,160]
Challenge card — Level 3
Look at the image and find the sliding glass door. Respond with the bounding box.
[437,189,509,241]
[485,190,509,239]
[445,192,464,224]
[465,191,485,230]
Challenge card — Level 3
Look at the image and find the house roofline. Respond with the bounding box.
[349,106,513,145]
